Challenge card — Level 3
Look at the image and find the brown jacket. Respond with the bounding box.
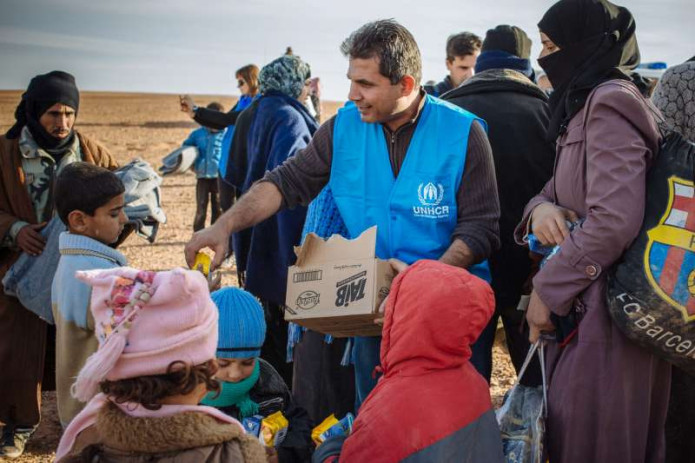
[0,130,117,278]
[63,402,268,463]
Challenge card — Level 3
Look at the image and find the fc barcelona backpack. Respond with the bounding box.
[607,130,695,374]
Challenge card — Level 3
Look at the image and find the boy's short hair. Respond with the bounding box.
[206,101,224,112]
[446,32,482,61]
[55,162,125,225]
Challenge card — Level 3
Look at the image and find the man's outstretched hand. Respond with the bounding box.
[185,222,230,271]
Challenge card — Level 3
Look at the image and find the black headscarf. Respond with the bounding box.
[538,0,640,140]
[6,71,80,153]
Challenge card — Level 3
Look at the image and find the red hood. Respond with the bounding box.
[379,260,495,377]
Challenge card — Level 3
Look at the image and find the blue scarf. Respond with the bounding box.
[475,50,535,80]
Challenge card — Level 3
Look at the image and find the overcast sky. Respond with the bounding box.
[1,0,692,101]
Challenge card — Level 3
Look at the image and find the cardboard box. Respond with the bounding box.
[284,226,395,337]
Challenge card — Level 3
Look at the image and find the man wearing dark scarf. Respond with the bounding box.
[7,71,80,156]
[0,71,116,459]
[224,54,318,387]
[442,25,555,387]
[514,1,670,462]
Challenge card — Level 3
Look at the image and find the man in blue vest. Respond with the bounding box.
[185,19,501,408]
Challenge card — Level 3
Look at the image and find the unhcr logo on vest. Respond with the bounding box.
[414,182,450,219]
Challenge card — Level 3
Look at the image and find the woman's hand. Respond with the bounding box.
[179,95,196,118]
[530,202,579,246]
[527,290,555,343]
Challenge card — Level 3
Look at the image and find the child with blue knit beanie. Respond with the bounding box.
[203,287,313,463]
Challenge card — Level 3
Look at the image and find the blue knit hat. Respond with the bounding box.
[211,287,266,358]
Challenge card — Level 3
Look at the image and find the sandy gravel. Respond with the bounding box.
[0,91,517,461]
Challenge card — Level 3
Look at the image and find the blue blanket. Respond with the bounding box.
[230,91,319,305]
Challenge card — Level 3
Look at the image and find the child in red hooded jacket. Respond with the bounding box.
[314,260,504,463]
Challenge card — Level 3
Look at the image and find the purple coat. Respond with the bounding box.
[515,80,671,463]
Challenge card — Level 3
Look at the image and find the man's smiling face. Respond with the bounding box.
[346,56,404,124]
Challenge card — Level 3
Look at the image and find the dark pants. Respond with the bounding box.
[219,177,236,260]
[194,178,221,232]
[665,367,695,463]
[292,331,355,423]
[470,302,542,387]
[218,176,236,213]
[0,294,47,428]
[260,300,293,386]
[353,336,382,411]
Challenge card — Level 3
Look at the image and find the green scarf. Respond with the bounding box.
[201,360,260,418]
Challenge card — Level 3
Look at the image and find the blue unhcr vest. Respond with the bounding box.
[330,95,491,282]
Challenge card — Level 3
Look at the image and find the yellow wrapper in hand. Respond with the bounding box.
[193,252,211,276]
[260,411,289,447]
[311,414,339,446]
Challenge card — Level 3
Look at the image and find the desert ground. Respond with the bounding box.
[0,90,516,461]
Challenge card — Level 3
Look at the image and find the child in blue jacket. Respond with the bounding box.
[51,163,129,427]
[182,101,226,231]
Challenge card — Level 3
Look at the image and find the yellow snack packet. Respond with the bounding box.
[193,252,211,276]
[260,411,289,447]
[311,414,339,446]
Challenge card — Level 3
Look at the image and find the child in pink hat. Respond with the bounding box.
[55,266,266,463]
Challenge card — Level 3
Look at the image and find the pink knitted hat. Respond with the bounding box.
[71,267,218,402]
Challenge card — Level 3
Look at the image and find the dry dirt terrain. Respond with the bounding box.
[0,90,516,461]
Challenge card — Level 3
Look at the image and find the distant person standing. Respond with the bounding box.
[425,32,482,96]
[181,101,226,231]
[0,71,117,459]
[180,64,260,212]
[307,77,322,123]
[442,25,555,385]
[219,54,318,386]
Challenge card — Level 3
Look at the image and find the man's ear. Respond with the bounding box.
[445,58,453,72]
[67,210,89,233]
[399,75,417,96]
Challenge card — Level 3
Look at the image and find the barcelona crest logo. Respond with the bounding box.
[644,176,695,321]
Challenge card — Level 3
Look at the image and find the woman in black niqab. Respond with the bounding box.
[538,0,640,140]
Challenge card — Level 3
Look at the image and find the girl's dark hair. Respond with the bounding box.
[236,64,260,96]
[100,360,219,411]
